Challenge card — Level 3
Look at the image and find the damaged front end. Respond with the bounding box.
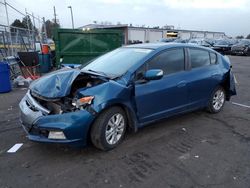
[19,68,107,146]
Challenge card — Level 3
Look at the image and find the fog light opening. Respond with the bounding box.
[48,131,66,140]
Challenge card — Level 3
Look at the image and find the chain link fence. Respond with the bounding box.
[0,0,47,60]
[0,24,37,58]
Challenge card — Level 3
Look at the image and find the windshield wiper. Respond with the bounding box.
[87,69,109,76]
[82,69,119,79]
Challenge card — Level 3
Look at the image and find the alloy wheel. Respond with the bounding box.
[105,113,125,145]
[212,89,225,111]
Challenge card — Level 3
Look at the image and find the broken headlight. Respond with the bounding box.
[72,96,94,109]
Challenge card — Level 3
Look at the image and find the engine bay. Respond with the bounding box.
[30,73,105,114]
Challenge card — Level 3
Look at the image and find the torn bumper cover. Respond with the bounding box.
[19,91,95,146]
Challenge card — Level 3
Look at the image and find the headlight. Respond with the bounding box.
[72,96,94,109]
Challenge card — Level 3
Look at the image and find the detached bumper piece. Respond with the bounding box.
[19,90,95,147]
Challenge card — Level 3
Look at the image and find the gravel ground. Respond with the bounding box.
[0,55,250,188]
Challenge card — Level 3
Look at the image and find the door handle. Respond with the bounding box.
[177,81,187,88]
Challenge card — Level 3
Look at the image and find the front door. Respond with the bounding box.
[134,48,189,123]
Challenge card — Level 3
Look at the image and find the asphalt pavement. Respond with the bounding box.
[0,55,250,188]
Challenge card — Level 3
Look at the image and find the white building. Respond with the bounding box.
[80,24,226,44]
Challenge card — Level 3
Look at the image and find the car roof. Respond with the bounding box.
[124,42,168,49]
[124,42,213,51]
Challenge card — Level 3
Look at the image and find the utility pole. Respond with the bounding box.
[53,6,57,24]
[68,6,74,29]
[4,0,13,56]
[25,9,30,31]
[31,12,36,47]
[32,12,36,29]
[25,8,31,49]
[43,17,47,42]
[38,15,42,43]
[38,16,41,32]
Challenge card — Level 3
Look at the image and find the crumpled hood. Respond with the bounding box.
[30,68,81,98]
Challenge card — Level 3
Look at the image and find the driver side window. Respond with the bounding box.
[148,48,185,75]
[135,48,185,81]
[135,64,147,81]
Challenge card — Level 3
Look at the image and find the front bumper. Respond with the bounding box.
[19,92,95,147]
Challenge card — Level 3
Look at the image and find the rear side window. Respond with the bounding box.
[189,49,210,68]
[147,48,185,75]
[210,52,217,64]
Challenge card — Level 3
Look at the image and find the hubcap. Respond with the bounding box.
[105,113,125,145]
[212,89,225,111]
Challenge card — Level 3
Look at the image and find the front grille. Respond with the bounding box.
[26,90,50,115]
[25,100,39,112]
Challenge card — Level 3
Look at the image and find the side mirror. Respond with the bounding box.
[144,69,163,81]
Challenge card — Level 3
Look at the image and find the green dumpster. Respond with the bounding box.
[53,28,123,67]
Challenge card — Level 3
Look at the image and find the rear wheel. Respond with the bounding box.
[207,86,226,113]
[90,107,127,151]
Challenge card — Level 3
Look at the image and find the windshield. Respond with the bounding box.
[82,48,152,77]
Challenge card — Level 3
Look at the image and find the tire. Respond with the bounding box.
[90,107,127,151]
[207,86,226,114]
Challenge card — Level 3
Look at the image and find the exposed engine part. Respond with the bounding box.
[30,73,104,114]
[45,102,62,114]
[70,74,104,97]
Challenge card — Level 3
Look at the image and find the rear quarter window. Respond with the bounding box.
[210,52,217,64]
[189,49,210,68]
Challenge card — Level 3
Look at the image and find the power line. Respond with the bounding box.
[6,2,26,17]
[7,0,42,20]
[3,0,43,23]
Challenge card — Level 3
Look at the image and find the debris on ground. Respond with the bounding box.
[13,76,33,88]
[104,179,109,183]
[178,153,191,161]
[21,162,31,169]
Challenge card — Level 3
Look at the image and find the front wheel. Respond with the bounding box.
[90,107,127,151]
[207,87,226,113]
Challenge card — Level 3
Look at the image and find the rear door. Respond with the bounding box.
[134,48,189,123]
[186,48,222,109]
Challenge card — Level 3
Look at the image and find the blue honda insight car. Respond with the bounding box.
[19,43,236,150]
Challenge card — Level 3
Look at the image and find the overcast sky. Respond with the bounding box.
[1,0,250,37]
